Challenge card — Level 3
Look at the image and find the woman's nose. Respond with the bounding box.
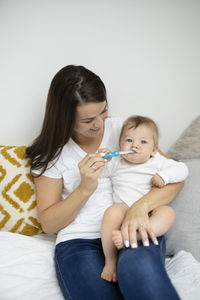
[94,116,103,128]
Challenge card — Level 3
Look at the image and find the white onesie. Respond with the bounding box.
[106,152,188,207]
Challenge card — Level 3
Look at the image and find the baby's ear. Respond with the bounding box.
[151,145,158,157]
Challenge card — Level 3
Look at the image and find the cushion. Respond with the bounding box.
[0,145,42,235]
[165,158,200,261]
[167,115,200,159]
[166,115,200,261]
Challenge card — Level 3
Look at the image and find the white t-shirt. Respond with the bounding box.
[33,117,123,244]
[106,152,188,207]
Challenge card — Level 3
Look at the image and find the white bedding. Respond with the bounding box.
[166,251,200,300]
[0,232,200,300]
[0,232,64,300]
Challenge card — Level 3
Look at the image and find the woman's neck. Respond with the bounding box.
[72,132,104,154]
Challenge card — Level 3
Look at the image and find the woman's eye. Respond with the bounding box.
[141,140,147,144]
[101,109,107,115]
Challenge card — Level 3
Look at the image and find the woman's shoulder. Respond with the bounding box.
[33,143,77,178]
[102,117,123,150]
[105,116,123,132]
[106,116,123,124]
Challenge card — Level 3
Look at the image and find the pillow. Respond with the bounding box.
[165,158,200,262]
[0,145,42,235]
[165,116,200,261]
[167,115,200,159]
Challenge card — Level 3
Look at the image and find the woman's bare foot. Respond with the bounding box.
[101,259,117,282]
[112,230,124,249]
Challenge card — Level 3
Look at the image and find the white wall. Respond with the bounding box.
[0,0,199,152]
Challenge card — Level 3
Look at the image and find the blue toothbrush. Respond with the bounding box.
[103,150,135,159]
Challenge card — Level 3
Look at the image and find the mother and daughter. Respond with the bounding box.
[26,65,188,300]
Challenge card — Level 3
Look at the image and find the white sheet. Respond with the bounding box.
[0,232,200,300]
[166,250,200,300]
[0,232,64,300]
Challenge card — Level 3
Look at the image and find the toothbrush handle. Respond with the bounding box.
[103,151,120,159]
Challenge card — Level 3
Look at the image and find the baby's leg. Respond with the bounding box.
[112,205,176,249]
[149,205,176,236]
[101,203,128,282]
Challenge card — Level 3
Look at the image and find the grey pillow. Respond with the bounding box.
[167,116,200,159]
[165,158,200,261]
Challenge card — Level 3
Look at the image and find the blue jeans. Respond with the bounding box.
[55,236,180,300]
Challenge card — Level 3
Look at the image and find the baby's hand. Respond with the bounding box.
[150,174,165,188]
[98,148,112,162]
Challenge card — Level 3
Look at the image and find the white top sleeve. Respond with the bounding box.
[32,157,64,178]
[157,157,189,185]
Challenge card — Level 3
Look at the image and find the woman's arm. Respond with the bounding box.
[35,176,92,234]
[35,153,106,234]
[120,181,183,247]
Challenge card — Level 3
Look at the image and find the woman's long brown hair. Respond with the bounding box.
[26,65,107,176]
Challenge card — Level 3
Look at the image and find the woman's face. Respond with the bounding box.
[73,101,108,140]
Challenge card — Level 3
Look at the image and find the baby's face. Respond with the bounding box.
[119,125,157,164]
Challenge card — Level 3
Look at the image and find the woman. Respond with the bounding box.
[26,65,182,300]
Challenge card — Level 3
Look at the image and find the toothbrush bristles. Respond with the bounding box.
[120,151,134,154]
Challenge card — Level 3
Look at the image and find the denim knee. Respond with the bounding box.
[117,236,180,300]
[55,239,124,300]
[117,241,162,281]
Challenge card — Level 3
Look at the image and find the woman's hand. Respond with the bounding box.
[120,202,158,248]
[78,153,106,195]
[98,148,112,162]
[120,181,184,248]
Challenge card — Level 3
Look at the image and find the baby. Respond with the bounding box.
[100,115,189,282]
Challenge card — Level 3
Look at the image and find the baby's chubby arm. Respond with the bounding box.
[150,174,165,188]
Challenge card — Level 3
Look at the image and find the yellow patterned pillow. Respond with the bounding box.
[0,145,42,235]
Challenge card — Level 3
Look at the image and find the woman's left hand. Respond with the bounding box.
[120,203,158,248]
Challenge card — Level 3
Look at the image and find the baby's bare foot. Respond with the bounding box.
[101,261,117,282]
[112,230,124,249]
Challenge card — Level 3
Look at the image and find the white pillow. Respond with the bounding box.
[165,158,200,261]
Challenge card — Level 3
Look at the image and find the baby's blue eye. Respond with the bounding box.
[127,138,133,143]
[141,140,147,144]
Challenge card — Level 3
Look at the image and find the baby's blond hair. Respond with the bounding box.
[119,115,159,147]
